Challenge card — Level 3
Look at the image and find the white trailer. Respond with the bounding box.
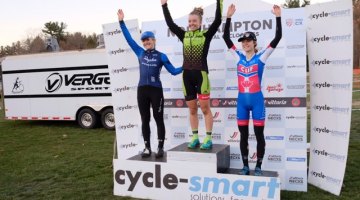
[0,49,115,129]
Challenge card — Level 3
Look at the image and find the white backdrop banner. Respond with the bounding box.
[307,0,353,196]
[104,2,307,194]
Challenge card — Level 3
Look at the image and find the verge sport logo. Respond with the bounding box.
[45,73,63,92]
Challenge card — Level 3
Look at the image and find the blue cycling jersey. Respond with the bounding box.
[119,21,182,88]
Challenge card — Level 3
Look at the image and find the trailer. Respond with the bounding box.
[0,49,114,129]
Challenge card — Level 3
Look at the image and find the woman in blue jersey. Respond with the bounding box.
[223,4,282,176]
[117,9,182,158]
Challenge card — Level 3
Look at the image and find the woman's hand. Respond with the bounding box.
[272,5,281,17]
[227,4,236,18]
[117,9,124,21]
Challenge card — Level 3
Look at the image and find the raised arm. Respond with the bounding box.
[223,4,236,49]
[117,9,143,57]
[269,5,282,48]
[161,53,183,76]
[205,0,223,38]
[161,0,185,41]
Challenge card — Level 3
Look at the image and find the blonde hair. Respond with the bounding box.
[190,7,204,21]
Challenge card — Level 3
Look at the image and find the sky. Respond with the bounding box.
[0,0,332,47]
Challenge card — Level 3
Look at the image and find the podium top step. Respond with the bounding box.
[224,168,279,177]
[168,143,230,154]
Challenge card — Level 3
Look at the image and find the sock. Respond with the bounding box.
[205,131,212,141]
[144,141,151,149]
[191,129,199,140]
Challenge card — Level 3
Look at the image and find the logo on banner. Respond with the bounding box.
[312,149,346,162]
[213,112,222,123]
[119,142,138,149]
[266,84,284,93]
[227,114,237,121]
[311,59,351,67]
[211,99,220,107]
[105,29,122,36]
[285,18,303,27]
[164,100,173,107]
[230,153,241,161]
[268,155,282,162]
[266,136,284,141]
[212,132,222,141]
[312,126,348,138]
[287,85,305,90]
[310,170,342,185]
[312,104,350,114]
[249,152,257,163]
[289,135,304,143]
[286,157,306,162]
[173,132,186,139]
[113,86,137,93]
[114,164,280,198]
[266,65,283,70]
[226,86,238,90]
[291,98,301,107]
[12,77,25,94]
[228,132,240,143]
[289,177,304,185]
[310,34,351,43]
[171,115,187,119]
[287,45,305,49]
[287,65,306,69]
[309,9,351,20]
[108,48,132,55]
[312,82,351,90]
[267,114,282,121]
[116,104,138,112]
[111,67,138,74]
[222,99,237,107]
[117,123,138,130]
[45,72,110,93]
[286,115,306,120]
[176,99,184,107]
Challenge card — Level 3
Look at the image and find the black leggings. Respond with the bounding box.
[137,86,165,149]
[238,125,265,159]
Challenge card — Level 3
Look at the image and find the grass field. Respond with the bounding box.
[0,73,359,200]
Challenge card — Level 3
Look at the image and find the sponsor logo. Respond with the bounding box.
[164,114,169,120]
[227,67,237,72]
[227,114,237,120]
[310,170,342,185]
[164,100,173,106]
[115,164,280,198]
[198,114,203,120]
[312,104,350,114]
[265,99,287,106]
[222,99,237,107]
[213,112,222,123]
[289,177,304,185]
[266,136,284,141]
[118,123,138,131]
[111,67,138,74]
[105,29,122,36]
[108,48,132,55]
[287,45,305,49]
[312,82,351,90]
[312,126,348,138]
[116,104,138,112]
[267,114,282,121]
[226,86,238,91]
[285,18,303,27]
[212,133,222,141]
[287,85,305,90]
[210,87,224,91]
[171,115,187,119]
[163,88,171,92]
[286,115,306,120]
[268,155,282,162]
[286,157,306,162]
[249,152,257,163]
[309,9,351,20]
[311,59,351,67]
[211,99,220,107]
[119,142,137,149]
[312,149,346,162]
[113,86,135,93]
[287,65,306,69]
[176,99,184,107]
[230,153,241,160]
[11,77,24,94]
[266,83,284,93]
[173,88,183,92]
[310,34,351,43]
[227,132,240,143]
[45,72,110,93]
[266,65,283,70]
[209,49,225,54]
[288,135,304,142]
[291,98,301,107]
[174,132,186,139]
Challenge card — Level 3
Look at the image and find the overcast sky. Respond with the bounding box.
[0,0,332,47]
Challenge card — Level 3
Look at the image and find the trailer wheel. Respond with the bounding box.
[101,108,115,130]
[77,108,98,129]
